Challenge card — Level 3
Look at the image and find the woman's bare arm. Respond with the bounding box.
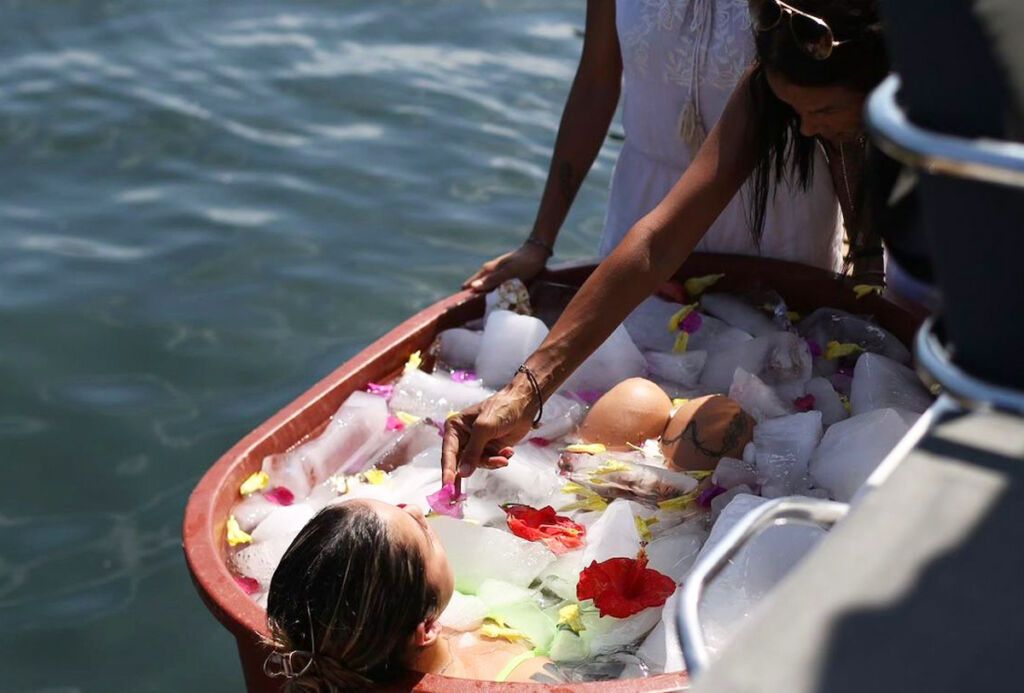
[464,0,622,291]
[444,72,760,481]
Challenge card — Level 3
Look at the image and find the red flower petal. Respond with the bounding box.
[576,550,676,618]
[234,575,260,595]
[504,504,586,555]
[265,487,294,506]
[793,394,816,412]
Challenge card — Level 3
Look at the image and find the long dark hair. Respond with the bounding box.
[747,0,889,245]
[266,502,442,692]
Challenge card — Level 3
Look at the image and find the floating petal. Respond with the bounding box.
[265,487,295,506]
[667,303,698,332]
[672,330,690,354]
[564,443,607,455]
[825,341,864,360]
[363,469,388,485]
[366,382,395,399]
[683,273,724,298]
[239,471,269,496]
[234,575,260,595]
[226,515,252,546]
[504,504,587,555]
[853,284,883,299]
[793,394,816,412]
[403,350,423,375]
[576,549,676,618]
[557,604,586,634]
[427,483,466,518]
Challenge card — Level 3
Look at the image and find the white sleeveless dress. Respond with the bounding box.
[599,0,843,271]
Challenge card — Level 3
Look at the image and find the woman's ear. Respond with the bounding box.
[411,618,442,648]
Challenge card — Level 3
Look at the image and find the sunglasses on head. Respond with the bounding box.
[749,0,850,60]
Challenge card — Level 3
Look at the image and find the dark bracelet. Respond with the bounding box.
[517,364,544,428]
[524,236,554,258]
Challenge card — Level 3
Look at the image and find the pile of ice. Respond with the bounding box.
[225,278,932,680]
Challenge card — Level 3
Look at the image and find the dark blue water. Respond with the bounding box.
[0,1,616,689]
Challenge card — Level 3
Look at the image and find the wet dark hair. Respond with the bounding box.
[747,0,889,247]
[266,502,442,692]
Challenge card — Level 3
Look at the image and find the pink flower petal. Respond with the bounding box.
[528,437,551,448]
[366,382,395,400]
[806,339,823,358]
[793,394,816,412]
[574,390,605,405]
[451,370,477,383]
[235,575,260,596]
[265,487,295,506]
[680,311,703,334]
[426,483,466,519]
[697,483,727,508]
[386,415,405,432]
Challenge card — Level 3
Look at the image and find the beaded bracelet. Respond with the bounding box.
[516,364,544,428]
[524,236,554,257]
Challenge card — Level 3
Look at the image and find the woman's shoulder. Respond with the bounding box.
[443,631,563,683]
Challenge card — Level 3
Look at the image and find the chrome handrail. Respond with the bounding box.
[677,497,849,678]
[867,74,1024,188]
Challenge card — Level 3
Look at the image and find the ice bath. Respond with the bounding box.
[207,261,932,687]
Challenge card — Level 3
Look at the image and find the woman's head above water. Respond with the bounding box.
[266,499,454,691]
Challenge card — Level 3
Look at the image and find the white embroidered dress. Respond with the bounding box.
[599,0,843,271]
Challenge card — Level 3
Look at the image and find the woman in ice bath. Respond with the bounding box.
[442,0,891,480]
[264,500,558,690]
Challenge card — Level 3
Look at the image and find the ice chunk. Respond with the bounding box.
[429,516,555,593]
[476,579,537,610]
[696,494,825,652]
[623,296,685,353]
[231,503,317,588]
[809,408,914,501]
[365,420,441,472]
[389,369,493,421]
[712,457,757,490]
[753,411,822,495]
[700,292,779,337]
[538,552,584,602]
[252,504,317,544]
[728,367,794,422]
[562,325,647,394]
[633,591,686,674]
[439,591,488,632]
[475,310,549,388]
[645,350,708,388]
[700,333,812,392]
[709,484,755,523]
[261,451,312,501]
[850,353,932,416]
[527,393,585,442]
[233,492,278,533]
[466,443,567,511]
[645,524,706,585]
[742,442,756,464]
[489,601,556,651]
[582,606,663,656]
[687,313,753,352]
[581,499,644,566]
[798,307,911,364]
[804,376,848,426]
[436,328,483,370]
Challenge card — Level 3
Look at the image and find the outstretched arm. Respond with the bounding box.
[464,0,622,292]
[444,72,760,482]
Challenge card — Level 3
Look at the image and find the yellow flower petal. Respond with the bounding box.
[329,475,353,494]
[557,604,586,634]
[446,410,459,419]
[658,490,699,513]
[825,341,864,360]
[672,398,690,408]
[667,303,698,332]
[564,443,607,455]
[786,311,801,322]
[481,622,528,642]
[403,350,423,374]
[363,469,388,485]
[853,284,884,299]
[592,459,631,476]
[672,330,690,354]
[561,482,586,494]
[840,394,852,414]
[687,470,714,481]
[634,515,653,543]
[239,471,269,496]
[683,273,724,297]
[558,483,609,513]
[226,515,252,546]
[395,411,420,426]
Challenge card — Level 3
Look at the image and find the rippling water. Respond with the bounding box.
[0,1,616,689]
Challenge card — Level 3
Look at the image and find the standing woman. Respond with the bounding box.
[464,0,844,293]
[443,0,890,479]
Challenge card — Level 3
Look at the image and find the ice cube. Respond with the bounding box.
[582,606,663,656]
[475,310,549,388]
[798,307,911,364]
[623,296,686,353]
[646,524,706,585]
[709,484,755,523]
[288,391,391,486]
[233,492,278,533]
[645,350,708,388]
[436,328,484,370]
[712,457,757,490]
[699,293,779,337]
[466,443,567,511]
[728,367,794,421]
[581,499,645,566]
[527,393,585,442]
[476,579,538,610]
[231,503,318,589]
[809,407,914,501]
[753,411,822,495]
[538,552,584,602]
[389,369,493,421]
[439,591,489,632]
[700,333,811,392]
[429,516,555,593]
[261,451,312,501]
[252,504,317,544]
[742,442,756,464]
[804,376,848,426]
[562,325,647,394]
[633,591,686,674]
[850,353,932,416]
[687,313,753,352]
[365,420,441,472]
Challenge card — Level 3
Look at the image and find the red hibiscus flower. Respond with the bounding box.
[576,549,676,618]
[503,504,586,555]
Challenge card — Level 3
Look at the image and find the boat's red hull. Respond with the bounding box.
[182,254,926,692]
